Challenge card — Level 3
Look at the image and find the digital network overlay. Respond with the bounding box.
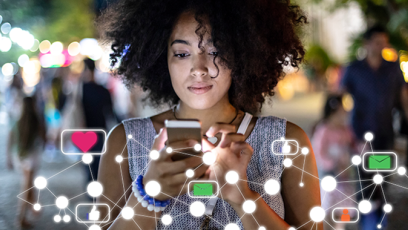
[16,130,408,230]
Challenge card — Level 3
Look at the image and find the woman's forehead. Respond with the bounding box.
[169,12,211,46]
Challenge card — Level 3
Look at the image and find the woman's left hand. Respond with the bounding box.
[202,123,257,206]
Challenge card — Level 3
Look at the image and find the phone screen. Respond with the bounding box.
[165,120,202,161]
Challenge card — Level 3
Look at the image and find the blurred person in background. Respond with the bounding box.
[340,25,408,230]
[6,96,46,228]
[81,58,116,186]
[311,94,356,230]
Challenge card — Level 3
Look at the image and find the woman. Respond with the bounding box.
[97,0,321,229]
[7,96,46,227]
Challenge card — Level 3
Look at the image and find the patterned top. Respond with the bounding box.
[122,115,287,229]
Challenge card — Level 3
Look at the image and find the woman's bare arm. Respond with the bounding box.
[282,121,322,229]
[97,123,134,229]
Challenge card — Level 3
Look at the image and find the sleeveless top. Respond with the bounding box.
[122,114,287,229]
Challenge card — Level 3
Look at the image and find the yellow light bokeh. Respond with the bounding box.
[342,94,354,112]
[39,40,51,53]
[68,42,81,56]
[382,48,398,62]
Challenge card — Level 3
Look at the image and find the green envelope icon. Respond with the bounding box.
[368,155,391,169]
[193,183,213,196]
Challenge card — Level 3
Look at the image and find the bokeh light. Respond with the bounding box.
[39,40,51,53]
[68,42,81,56]
[0,37,12,52]
[2,63,14,76]
[18,54,30,67]
[50,41,63,54]
[382,48,398,62]
[1,22,11,34]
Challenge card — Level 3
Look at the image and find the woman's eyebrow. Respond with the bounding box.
[170,39,190,46]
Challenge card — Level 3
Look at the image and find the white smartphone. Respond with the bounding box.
[165,119,202,161]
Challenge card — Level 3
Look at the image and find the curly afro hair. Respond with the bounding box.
[97,0,307,113]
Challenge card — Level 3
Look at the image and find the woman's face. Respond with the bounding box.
[167,12,232,110]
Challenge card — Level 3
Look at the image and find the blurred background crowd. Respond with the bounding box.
[1,0,408,229]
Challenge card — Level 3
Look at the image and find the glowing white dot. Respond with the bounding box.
[309,206,326,222]
[377,224,382,229]
[150,150,160,160]
[63,215,71,222]
[280,137,285,140]
[300,182,304,187]
[288,227,296,230]
[383,204,392,213]
[122,207,134,220]
[55,196,69,209]
[258,227,266,230]
[359,200,372,214]
[352,155,362,165]
[264,179,280,195]
[225,171,239,184]
[186,169,194,178]
[301,147,309,155]
[89,224,101,230]
[225,223,240,230]
[33,203,41,211]
[128,134,133,139]
[189,201,206,217]
[283,158,292,167]
[203,151,216,165]
[398,167,406,175]
[54,215,61,223]
[161,214,172,225]
[34,176,47,189]
[364,132,374,141]
[145,181,161,197]
[87,181,103,197]
[166,147,173,153]
[194,143,201,152]
[82,154,93,164]
[115,155,123,163]
[373,174,383,184]
[321,176,337,192]
[242,200,256,214]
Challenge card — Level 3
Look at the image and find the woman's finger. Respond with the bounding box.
[206,123,236,137]
[151,128,167,152]
[158,139,198,161]
[201,138,216,153]
[219,133,245,148]
[230,141,254,162]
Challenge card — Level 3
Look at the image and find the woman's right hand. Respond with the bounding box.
[142,128,207,201]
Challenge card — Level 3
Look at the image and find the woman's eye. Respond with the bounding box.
[209,51,218,56]
[174,53,189,58]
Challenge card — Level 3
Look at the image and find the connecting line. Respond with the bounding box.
[291,165,321,181]
[356,165,364,199]
[153,199,157,230]
[295,220,313,230]
[46,187,58,198]
[172,146,195,151]
[239,178,264,186]
[337,179,372,183]
[123,155,149,160]
[129,138,151,152]
[166,176,189,217]
[161,192,190,206]
[37,189,40,203]
[334,164,353,179]
[235,184,247,202]
[65,206,90,228]
[119,163,127,201]
[325,183,374,211]
[368,185,377,201]
[172,150,203,158]
[383,180,408,190]
[89,164,95,181]
[250,213,260,227]
[214,170,231,222]
[309,222,315,230]
[383,172,398,178]
[17,197,34,205]
[300,154,307,184]
[236,213,246,224]
[16,186,34,199]
[120,137,132,155]
[380,184,387,203]
[100,220,115,229]
[323,219,336,230]
[359,141,368,156]
[46,160,82,180]
[379,212,387,225]
[69,192,87,201]
[207,215,226,228]
[99,184,133,223]
[334,188,358,204]
[131,218,142,230]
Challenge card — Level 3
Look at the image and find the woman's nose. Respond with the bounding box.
[190,54,209,78]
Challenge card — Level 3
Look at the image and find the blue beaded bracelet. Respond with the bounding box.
[132,175,171,212]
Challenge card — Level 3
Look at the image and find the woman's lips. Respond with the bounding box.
[188,85,213,95]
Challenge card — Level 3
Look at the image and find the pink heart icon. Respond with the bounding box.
[71,131,97,153]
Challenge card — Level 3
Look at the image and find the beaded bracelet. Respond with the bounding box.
[132,175,171,212]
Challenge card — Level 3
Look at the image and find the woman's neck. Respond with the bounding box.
[174,97,237,134]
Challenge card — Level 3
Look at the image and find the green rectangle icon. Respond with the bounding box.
[368,155,391,169]
[193,183,213,196]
